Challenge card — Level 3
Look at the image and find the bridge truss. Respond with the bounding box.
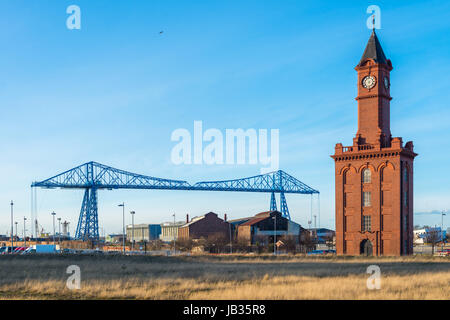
[32,162,319,240]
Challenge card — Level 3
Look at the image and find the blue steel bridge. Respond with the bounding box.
[31,161,319,241]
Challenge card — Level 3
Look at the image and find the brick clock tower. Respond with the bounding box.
[332,30,417,256]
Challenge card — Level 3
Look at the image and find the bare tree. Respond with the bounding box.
[323,234,335,250]
[282,236,297,254]
[426,229,441,255]
[204,234,228,253]
[299,230,316,253]
[175,238,194,252]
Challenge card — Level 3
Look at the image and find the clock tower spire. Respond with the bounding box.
[354,30,393,147]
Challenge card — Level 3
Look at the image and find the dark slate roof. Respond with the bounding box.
[358,30,388,66]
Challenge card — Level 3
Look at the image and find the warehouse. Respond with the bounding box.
[126,224,162,243]
[178,212,230,240]
[237,211,301,245]
[160,221,185,242]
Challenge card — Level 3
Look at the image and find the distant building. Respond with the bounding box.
[126,224,162,243]
[228,217,252,240]
[237,211,302,245]
[414,227,446,245]
[308,228,336,243]
[178,212,230,240]
[160,221,184,242]
[106,234,126,244]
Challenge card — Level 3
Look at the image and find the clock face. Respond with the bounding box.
[362,75,376,89]
[384,76,390,89]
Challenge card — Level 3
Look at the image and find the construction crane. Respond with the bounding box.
[32,161,319,241]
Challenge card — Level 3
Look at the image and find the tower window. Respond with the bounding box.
[363,192,371,207]
[362,215,372,232]
[404,191,408,207]
[403,167,408,183]
[363,169,371,183]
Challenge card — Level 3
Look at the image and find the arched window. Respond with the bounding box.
[362,168,371,183]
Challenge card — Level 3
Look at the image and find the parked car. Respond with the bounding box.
[13,247,28,253]
[307,249,336,255]
[0,246,19,254]
[62,248,80,254]
[435,249,450,257]
[21,247,36,254]
[307,250,326,255]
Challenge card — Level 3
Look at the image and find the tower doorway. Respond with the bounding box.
[360,239,373,256]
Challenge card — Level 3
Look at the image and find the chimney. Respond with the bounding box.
[186,214,189,223]
[224,213,227,222]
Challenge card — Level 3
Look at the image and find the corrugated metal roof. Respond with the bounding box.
[181,212,219,227]
[240,211,279,226]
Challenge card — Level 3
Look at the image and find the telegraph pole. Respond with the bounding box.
[272,215,277,255]
[130,211,135,252]
[313,214,317,241]
[23,217,27,247]
[173,213,176,255]
[229,223,232,254]
[10,201,14,253]
[14,221,18,250]
[442,211,446,252]
[51,211,56,245]
[118,203,125,254]
[57,217,61,243]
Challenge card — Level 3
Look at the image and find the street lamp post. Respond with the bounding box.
[442,211,447,252]
[118,203,125,254]
[57,217,61,244]
[173,213,176,255]
[10,201,14,253]
[130,211,135,252]
[229,223,232,254]
[313,214,317,241]
[14,221,18,249]
[23,217,27,247]
[51,212,56,245]
[272,215,277,255]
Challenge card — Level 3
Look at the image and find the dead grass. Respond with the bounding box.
[0,254,448,300]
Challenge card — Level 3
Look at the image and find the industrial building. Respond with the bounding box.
[126,224,162,243]
[237,211,302,245]
[160,221,185,242]
[308,228,336,244]
[105,234,126,244]
[413,227,446,245]
[178,212,230,240]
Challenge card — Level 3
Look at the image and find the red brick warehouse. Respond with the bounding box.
[331,30,418,256]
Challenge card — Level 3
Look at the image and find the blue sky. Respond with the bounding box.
[0,0,449,235]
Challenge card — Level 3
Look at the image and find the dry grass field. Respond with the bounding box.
[0,254,448,300]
